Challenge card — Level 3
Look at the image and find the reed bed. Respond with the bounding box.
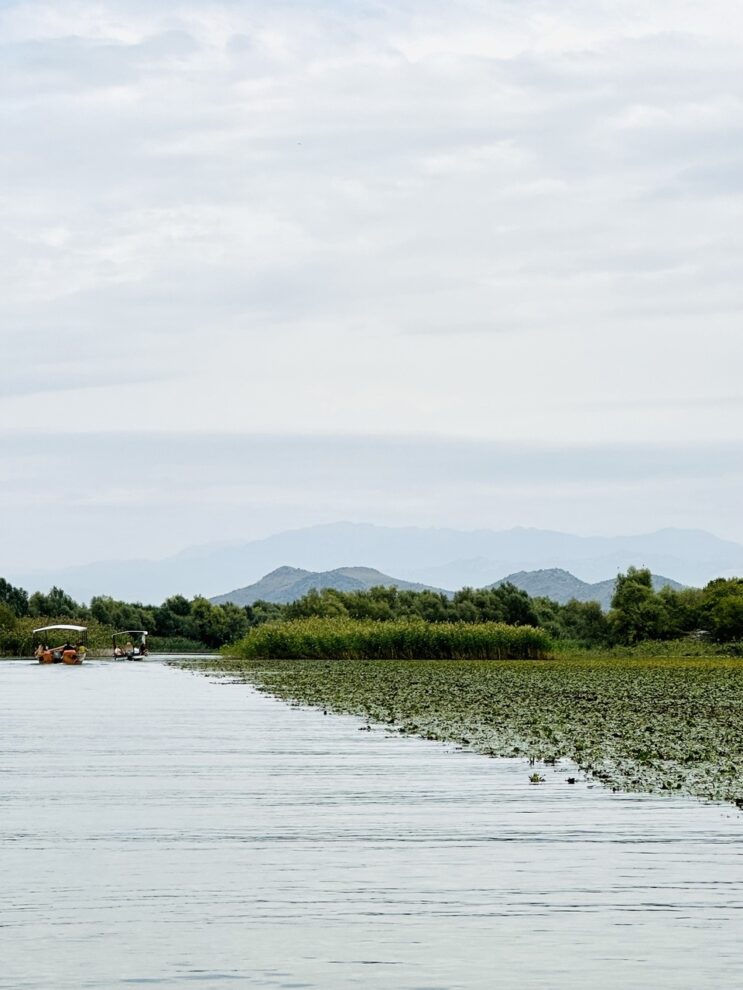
[226,617,552,661]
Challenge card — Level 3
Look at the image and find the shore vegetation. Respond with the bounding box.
[0,579,242,655]
[2,566,742,656]
[227,617,551,661]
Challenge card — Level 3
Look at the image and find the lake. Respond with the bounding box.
[1,660,741,989]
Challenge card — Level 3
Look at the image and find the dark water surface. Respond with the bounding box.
[1,660,741,989]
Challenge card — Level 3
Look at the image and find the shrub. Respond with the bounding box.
[226,617,552,661]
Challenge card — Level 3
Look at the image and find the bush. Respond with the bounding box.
[226,617,552,661]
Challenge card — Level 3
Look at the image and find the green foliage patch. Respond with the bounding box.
[227,617,552,661]
[3,564,743,656]
[200,653,743,805]
[0,575,247,655]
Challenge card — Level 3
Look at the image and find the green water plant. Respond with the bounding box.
[225,617,552,661]
[195,653,743,806]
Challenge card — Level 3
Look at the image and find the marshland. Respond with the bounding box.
[195,650,743,805]
[4,568,743,806]
[3,563,743,989]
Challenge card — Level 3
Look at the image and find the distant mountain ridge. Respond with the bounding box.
[211,566,442,606]
[6,522,741,603]
[211,564,684,609]
[492,568,684,609]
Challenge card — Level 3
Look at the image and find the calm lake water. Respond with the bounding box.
[1,660,742,989]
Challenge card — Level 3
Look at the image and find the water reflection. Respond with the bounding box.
[1,661,741,989]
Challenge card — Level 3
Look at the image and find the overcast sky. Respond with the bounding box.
[2,0,743,567]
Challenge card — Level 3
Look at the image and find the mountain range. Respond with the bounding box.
[5,522,742,604]
[490,568,684,609]
[211,564,684,609]
[211,566,441,606]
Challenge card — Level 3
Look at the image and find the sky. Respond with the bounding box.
[1,0,743,567]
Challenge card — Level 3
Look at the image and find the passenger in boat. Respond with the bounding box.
[35,643,46,659]
[114,645,124,658]
[125,641,134,654]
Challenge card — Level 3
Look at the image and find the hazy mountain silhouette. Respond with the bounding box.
[211,564,683,609]
[491,568,684,609]
[6,522,742,603]
[211,566,442,606]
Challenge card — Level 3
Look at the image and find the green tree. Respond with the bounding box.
[709,595,743,641]
[0,577,29,617]
[286,588,350,620]
[701,578,743,641]
[245,600,286,627]
[558,599,610,646]
[189,597,249,647]
[453,584,540,626]
[90,595,155,634]
[28,586,82,619]
[530,596,564,640]
[190,597,222,646]
[657,586,704,638]
[343,586,397,621]
[89,595,117,627]
[609,567,669,644]
[154,595,195,638]
[216,602,250,644]
[0,602,18,630]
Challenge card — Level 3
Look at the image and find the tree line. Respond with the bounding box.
[0,579,249,650]
[2,567,743,651]
[261,568,743,646]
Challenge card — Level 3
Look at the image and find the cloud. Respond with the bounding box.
[1,1,742,561]
[2,430,742,505]
[0,30,201,95]
[575,395,743,412]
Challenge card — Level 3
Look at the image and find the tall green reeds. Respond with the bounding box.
[226,617,551,661]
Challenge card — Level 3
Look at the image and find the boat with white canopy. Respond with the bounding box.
[33,625,87,664]
[112,630,148,660]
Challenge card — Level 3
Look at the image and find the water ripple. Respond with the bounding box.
[1,661,741,990]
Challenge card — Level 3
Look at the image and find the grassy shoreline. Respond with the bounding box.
[192,653,743,806]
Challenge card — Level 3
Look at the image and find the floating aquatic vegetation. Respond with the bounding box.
[194,654,743,806]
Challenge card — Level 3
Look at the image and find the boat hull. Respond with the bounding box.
[38,650,82,665]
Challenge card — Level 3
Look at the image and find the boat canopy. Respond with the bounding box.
[112,630,148,637]
[33,624,88,635]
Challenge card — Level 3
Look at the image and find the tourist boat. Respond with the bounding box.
[112,630,148,660]
[34,625,87,664]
